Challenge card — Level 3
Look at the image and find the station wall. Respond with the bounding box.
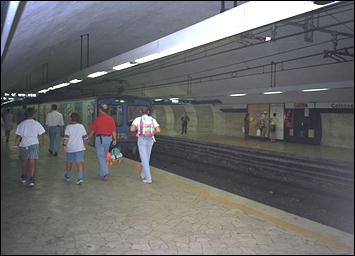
[152,104,354,149]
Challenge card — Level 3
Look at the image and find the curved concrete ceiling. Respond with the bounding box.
[1,1,243,93]
[1,1,353,106]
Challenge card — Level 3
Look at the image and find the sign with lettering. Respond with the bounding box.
[315,102,354,109]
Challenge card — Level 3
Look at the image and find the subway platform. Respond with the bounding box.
[1,131,354,255]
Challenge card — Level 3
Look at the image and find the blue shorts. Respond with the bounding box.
[19,144,40,160]
[66,151,85,162]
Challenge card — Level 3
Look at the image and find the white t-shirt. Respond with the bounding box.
[46,110,64,127]
[16,119,46,147]
[64,123,88,153]
[132,115,159,131]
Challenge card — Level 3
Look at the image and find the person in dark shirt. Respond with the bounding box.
[180,112,190,135]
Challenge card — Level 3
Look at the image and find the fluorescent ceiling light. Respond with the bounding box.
[301,88,329,92]
[230,93,247,97]
[88,71,108,78]
[52,83,70,89]
[169,97,179,103]
[135,44,188,64]
[264,36,272,41]
[154,98,163,101]
[69,79,83,83]
[38,89,50,94]
[263,91,283,95]
[135,53,162,64]
[113,62,137,71]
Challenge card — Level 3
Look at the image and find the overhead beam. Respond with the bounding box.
[1,1,27,64]
[36,1,340,94]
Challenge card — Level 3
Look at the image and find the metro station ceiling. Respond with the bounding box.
[1,1,241,93]
[1,1,354,105]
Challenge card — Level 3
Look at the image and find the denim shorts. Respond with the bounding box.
[19,144,40,160]
[66,151,85,162]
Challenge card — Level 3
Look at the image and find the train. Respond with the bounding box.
[3,95,152,154]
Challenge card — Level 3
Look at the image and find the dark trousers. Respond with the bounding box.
[181,123,188,134]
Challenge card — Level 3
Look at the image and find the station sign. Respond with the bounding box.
[1,92,37,101]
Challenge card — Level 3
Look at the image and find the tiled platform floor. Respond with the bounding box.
[1,133,354,255]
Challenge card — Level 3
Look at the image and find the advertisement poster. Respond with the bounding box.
[284,109,294,129]
[270,104,284,140]
[247,104,269,137]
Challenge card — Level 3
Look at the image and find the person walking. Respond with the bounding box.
[63,113,89,185]
[130,108,160,184]
[2,108,14,143]
[45,104,64,156]
[180,112,190,135]
[88,104,117,180]
[14,108,45,187]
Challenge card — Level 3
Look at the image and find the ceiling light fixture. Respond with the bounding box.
[52,83,70,89]
[69,79,83,83]
[87,71,108,78]
[113,62,137,71]
[301,88,329,92]
[263,91,283,95]
[230,93,247,96]
[264,36,272,41]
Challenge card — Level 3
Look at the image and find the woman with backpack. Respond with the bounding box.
[130,108,160,184]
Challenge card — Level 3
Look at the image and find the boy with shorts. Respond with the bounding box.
[15,108,45,187]
[62,113,88,185]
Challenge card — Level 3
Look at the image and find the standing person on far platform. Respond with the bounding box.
[88,104,117,180]
[14,108,45,187]
[46,104,64,156]
[130,108,160,184]
[63,112,89,185]
[180,111,190,135]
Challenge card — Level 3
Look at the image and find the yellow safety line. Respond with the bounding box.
[122,159,354,254]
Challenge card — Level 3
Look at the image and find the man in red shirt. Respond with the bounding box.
[88,104,117,180]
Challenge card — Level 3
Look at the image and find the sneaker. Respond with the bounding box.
[27,177,35,187]
[102,174,109,181]
[142,179,152,184]
[20,175,27,184]
[64,175,71,182]
[48,149,53,155]
[54,152,58,157]
[140,174,145,180]
[76,179,83,185]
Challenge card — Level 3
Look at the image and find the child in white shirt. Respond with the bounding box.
[15,108,45,187]
[62,113,88,184]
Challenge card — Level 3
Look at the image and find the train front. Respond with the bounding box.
[97,97,152,154]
